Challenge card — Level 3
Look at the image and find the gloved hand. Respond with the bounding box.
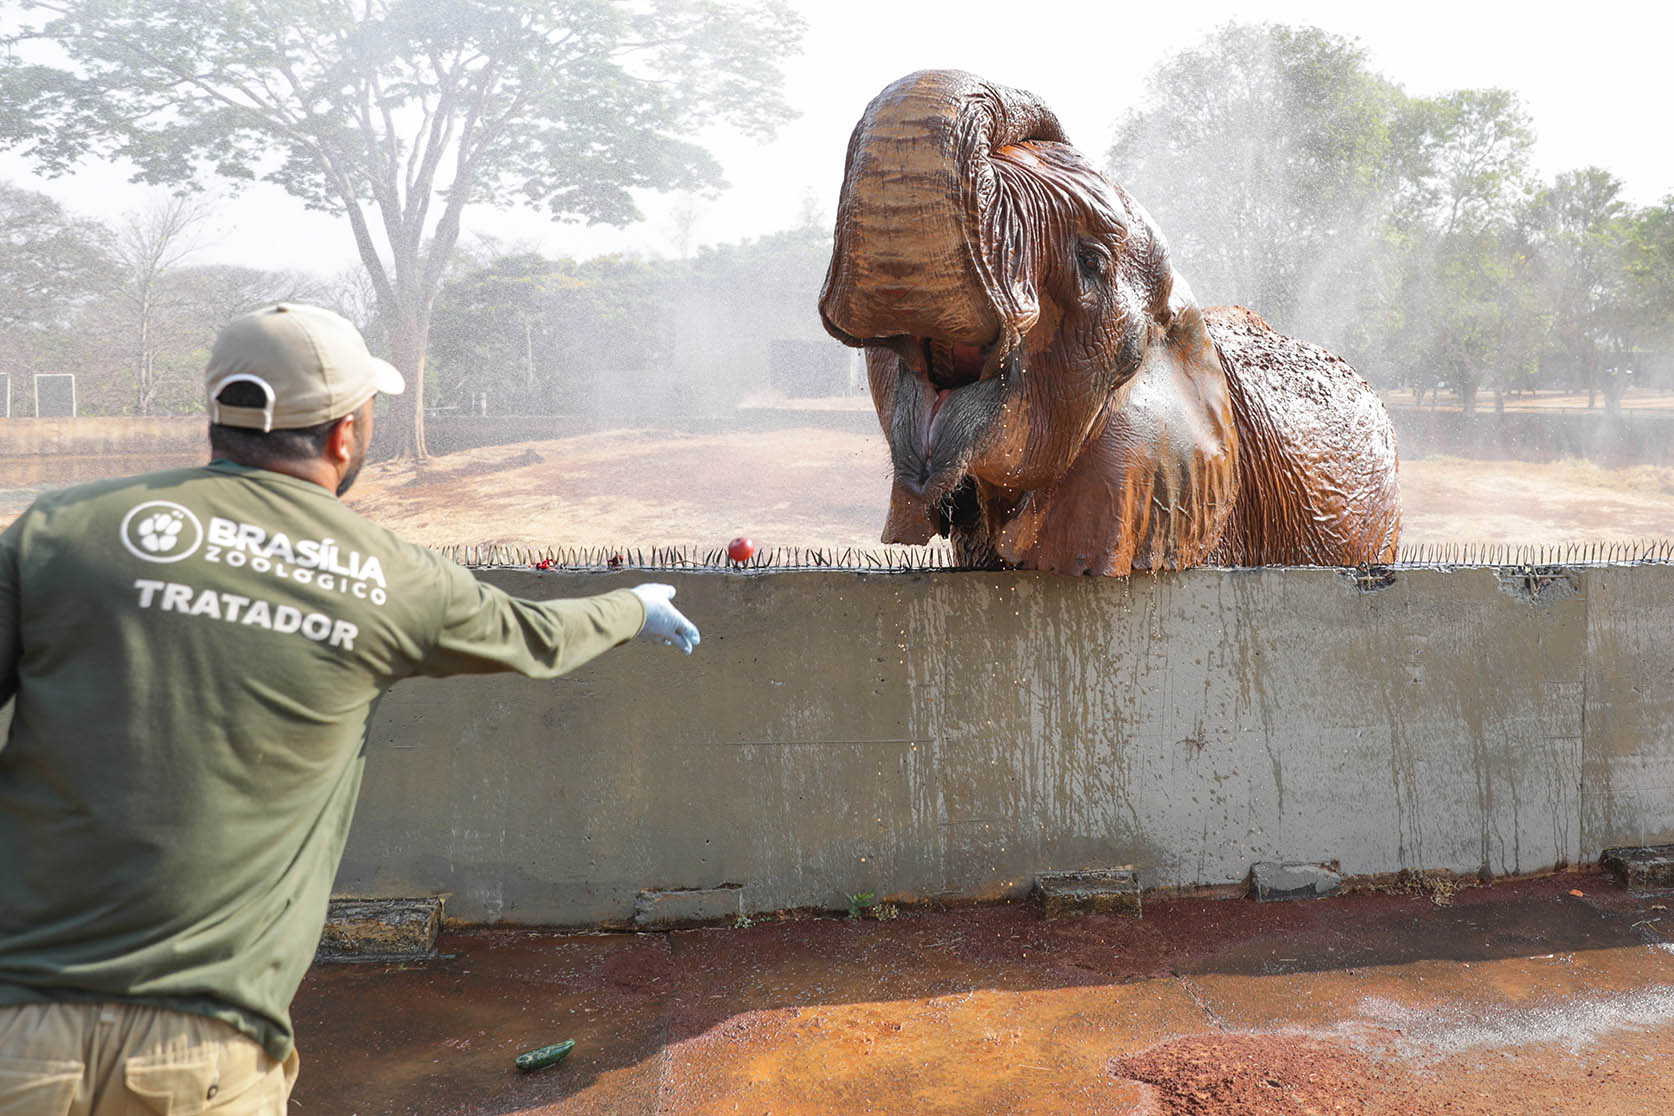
[629,583,701,654]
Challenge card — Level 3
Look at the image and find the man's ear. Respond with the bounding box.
[327,412,358,465]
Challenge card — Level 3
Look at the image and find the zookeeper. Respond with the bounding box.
[0,302,700,1114]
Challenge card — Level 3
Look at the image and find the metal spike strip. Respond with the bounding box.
[434,542,964,571]
[1391,538,1674,569]
[430,538,1674,572]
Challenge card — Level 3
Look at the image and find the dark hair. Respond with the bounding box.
[208,380,339,463]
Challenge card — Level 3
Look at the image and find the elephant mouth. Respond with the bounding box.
[925,337,990,390]
[889,334,1018,517]
[918,336,990,456]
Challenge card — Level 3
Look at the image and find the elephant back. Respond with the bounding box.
[1205,307,1402,566]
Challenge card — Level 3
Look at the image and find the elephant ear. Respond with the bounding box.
[994,284,1241,575]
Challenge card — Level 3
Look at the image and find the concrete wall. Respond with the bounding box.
[327,564,1674,925]
[1388,405,1674,466]
[0,416,589,458]
[9,408,1671,466]
[0,417,203,456]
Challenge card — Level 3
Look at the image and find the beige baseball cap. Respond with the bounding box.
[205,303,406,431]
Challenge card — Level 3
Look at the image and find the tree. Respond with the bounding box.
[428,222,831,418]
[120,260,338,415]
[429,250,671,416]
[1106,23,1413,354]
[1393,89,1535,238]
[170,263,340,337]
[1531,168,1633,412]
[0,180,112,411]
[1380,88,1541,413]
[686,222,827,294]
[2,0,804,456]
[111,195,210,415]
[0,180,110,331]
[1418,219,1547,414]
[1620,196,1674,361]
[52,258,338,416]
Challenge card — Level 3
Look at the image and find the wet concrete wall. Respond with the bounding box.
[329,564,1674,925]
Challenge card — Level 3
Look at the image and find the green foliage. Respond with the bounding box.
[1622,197,1674,351]
[0,177,339,415]
[1397,88,1536,236]
[2,0,802,226]
[1374,88,1542,408]
[0,0,805,452]
[0,182,112,334]
[1393,222,1548,409]
[1106,21,1668,405]
[1529,168,1635,406]
[686,223,830,293]
[845,891,875,919]
[428,251,668,414]
[0,181,113,409]
[1108,23,1410,335]
[427,224,831,415]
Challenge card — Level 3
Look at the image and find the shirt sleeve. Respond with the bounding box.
[413,560,647,680]
[0,514,22,709]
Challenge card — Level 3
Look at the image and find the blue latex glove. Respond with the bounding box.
[629,583,701,654]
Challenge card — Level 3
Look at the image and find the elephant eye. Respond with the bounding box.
[1075,242,1109,283]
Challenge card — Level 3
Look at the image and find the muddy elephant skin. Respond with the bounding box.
[818,69,1401,575]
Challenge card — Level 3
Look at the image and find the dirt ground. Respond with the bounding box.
[334,426,1674,555]
[292,871,1674,1116]
[4,424,1672,553]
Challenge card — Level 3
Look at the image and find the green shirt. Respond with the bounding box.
[0,461,645,1061]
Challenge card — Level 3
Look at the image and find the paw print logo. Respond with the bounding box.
[138,509,185,552]
[119,500,203,563]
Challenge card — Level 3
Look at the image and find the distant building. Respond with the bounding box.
[657,280,858,420]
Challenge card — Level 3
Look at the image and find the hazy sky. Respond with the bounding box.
[4,0,1671,275]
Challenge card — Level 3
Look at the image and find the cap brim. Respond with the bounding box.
[370,358,406,396]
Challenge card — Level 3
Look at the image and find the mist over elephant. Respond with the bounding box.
[0,16,1666,563]
[818,69,1401,574]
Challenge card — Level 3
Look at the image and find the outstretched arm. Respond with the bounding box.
[414,560,699,679]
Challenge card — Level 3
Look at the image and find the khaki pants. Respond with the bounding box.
[0,1002,298,1116]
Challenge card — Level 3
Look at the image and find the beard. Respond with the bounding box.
[335,412,372,496]
[335,455,365,497]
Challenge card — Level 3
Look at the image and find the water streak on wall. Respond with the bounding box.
[331,564,1674,924]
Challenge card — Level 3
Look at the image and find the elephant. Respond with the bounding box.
[818,69,1402,575]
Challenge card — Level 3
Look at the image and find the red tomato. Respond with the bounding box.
[727,536,756,562]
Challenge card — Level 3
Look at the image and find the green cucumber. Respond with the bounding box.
[515,1039,575,1072]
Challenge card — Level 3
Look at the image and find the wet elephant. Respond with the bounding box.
[818,69,1401,575]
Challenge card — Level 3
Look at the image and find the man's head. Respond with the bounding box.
[206,304,405,496]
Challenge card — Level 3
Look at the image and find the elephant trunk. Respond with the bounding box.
[818,69,1067,361]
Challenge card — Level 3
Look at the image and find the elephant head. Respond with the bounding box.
[819,69,1237,574]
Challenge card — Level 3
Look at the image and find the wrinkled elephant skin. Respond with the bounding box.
[819,70,1401,575]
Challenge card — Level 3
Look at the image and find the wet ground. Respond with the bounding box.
[291,870,1674,1115]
